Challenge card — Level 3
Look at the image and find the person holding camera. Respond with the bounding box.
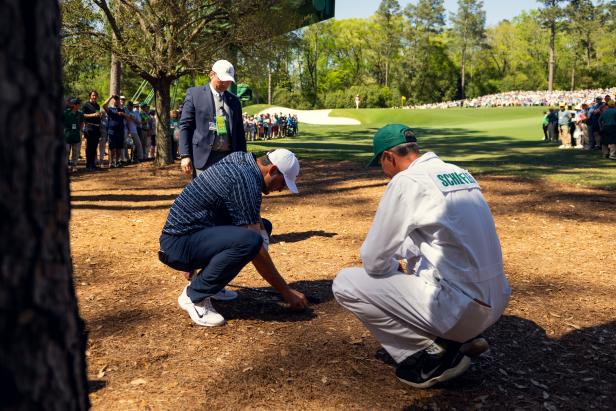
[102,95,127,168]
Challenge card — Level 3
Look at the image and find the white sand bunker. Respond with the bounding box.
[257,106,361,125]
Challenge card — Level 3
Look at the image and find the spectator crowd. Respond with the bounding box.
[403,87,616,160]
[64,86,616,171]
[242,113,299,142]
[408,88,616,110]
[542,94,616,160]
[62,91,157,172]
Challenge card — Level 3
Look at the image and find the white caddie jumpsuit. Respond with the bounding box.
[333,152,511,363]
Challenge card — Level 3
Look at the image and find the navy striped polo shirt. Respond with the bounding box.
[162,152,263,235]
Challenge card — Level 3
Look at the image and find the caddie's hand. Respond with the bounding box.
[283,288,309,310]
[180,157,193,175]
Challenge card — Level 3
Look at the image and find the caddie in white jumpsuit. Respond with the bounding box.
[333,124,511,388]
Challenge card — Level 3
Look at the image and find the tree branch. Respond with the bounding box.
[91,0,124,43]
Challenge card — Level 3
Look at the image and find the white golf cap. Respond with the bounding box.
[268,149,300,194]
[212,59,235,83]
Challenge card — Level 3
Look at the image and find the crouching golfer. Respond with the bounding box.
[332,125,510,388]
[159,149,309,326]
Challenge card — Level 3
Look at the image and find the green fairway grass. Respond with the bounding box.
[246,107,616,190]
[243,104,272,116]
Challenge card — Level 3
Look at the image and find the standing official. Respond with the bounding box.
[159,149,308,327]
[179,59,246,176]
[333,124,510,388]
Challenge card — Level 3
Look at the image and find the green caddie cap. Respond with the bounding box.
[367,124,417,167]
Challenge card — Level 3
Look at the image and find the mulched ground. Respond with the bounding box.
[69,159,616,410]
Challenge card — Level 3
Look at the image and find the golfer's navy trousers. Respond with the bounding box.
[159,219,272,303]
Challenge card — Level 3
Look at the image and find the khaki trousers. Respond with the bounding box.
[559,125,571,147]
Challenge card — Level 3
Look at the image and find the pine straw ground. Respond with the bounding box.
[69,160,616,410]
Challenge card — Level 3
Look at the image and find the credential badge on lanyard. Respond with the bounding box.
[430,170,480,193]
[215,115,227,136]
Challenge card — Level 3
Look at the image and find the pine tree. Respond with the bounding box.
[450,0,486,99]
[538,0,566,91]
[1,1,89,409]
[375,0,402,87]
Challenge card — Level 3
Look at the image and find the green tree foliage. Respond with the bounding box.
[538,0,567,91]
[62,1,616,111]
[373,0,402,87]
[61,0,315,165]
[450,0,486,99]
[399,0,457,104]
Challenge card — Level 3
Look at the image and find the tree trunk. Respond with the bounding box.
[570,58,576,91]
[312,31,319,107]
[0,2,89,410]
[586,36,591,68]
[548,23,555,91]
[110,53,121,96]
[154,78,173,166]
[267,63,272,105]
[385,60,389,88]
[460,50,466,100]
[109,32,121,96]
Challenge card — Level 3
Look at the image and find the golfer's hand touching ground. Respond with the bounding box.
[283,288,309,310]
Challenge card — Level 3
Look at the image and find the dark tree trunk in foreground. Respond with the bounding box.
[0,2,89,410]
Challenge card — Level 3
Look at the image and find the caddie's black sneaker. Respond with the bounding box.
[395,343,471,389]
[375,348,396,366]
[460,336,489,358]
[435,335,490,358]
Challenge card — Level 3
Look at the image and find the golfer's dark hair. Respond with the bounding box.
[391,130,420,156]
[89,89,98,97]
[391,142,420,156]
[258,154,272,166]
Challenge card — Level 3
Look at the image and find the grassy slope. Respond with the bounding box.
[247,107,616,190]
[242,104,272,116]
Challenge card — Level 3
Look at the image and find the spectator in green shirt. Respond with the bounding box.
[63,98,84,172]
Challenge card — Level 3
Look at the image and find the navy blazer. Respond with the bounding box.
[179,85,246,170]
